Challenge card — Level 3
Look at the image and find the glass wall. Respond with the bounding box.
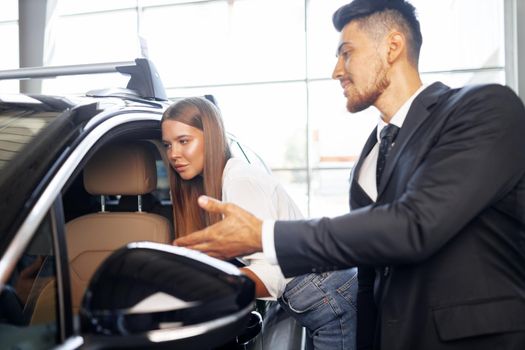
[0,0,19,92]
[0,0,506,217]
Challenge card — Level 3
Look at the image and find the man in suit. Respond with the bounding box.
[176,0,525,348]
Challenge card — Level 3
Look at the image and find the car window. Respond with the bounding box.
[153,159,171,205]
[0,107,64,172]
[0,102,84,243]
[0,213,58,348]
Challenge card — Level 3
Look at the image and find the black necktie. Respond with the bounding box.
[376,124,400,186]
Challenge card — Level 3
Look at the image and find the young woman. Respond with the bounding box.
[161,96,357,349]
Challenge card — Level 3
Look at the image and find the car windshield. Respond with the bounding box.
[0,97,66,172]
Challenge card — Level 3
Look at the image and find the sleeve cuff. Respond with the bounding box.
[242,253,288,299]
[261,220,278,265]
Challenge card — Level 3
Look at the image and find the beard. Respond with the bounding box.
[345,60,390,113]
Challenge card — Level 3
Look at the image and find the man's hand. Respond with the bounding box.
[174,195,263,260]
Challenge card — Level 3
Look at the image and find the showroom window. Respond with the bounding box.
[4,0,507,217]
[0,0,19,93]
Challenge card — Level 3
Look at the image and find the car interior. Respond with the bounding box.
[65,141,173,313]
[27,133,176,320]
[62,139,174,225]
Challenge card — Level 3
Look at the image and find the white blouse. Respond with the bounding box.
[222,157,304,299]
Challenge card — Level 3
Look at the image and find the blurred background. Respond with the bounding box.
[1,0,523,218]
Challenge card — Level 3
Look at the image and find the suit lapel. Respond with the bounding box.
[353,127,378,181]
[349,128,377,209]
[377,82,450,196]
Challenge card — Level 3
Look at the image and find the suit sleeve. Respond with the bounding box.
[275,85,525,277]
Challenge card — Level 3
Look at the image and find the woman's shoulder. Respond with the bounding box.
[223,158,304,219]
[224,157,271,179]
[222,157,279,192]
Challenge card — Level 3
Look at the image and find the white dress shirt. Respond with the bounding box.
[262,84,428,265]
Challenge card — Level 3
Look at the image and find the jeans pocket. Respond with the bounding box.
[336,268,358,309]
[283,273,317,297]
[280,274,328,314]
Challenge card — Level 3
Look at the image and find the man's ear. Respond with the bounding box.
[386,31,405,64]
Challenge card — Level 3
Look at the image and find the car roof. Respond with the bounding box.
[0,59,169,178]
[0,59,168,101]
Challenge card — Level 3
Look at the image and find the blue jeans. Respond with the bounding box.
[278,268,358,350]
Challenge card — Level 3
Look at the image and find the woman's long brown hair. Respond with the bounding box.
[161,97,232,237]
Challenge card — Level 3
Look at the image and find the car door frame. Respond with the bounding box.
[0,110,165,349]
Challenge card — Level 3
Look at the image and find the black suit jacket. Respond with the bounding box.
[274,83,525,349]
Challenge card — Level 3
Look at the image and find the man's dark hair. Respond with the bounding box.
[333,0,422,66]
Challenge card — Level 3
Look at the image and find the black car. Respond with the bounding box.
[0,59,303,349]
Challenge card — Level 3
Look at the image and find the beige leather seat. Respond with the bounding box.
[66,142,172,313]
[29,279,55,325]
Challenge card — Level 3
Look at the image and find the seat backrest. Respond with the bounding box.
[66,142,172,313]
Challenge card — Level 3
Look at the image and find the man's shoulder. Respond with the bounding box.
[451,83,518,103]
[437,83,525,128]
[429,83,523,115]
[425,82,516,99]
